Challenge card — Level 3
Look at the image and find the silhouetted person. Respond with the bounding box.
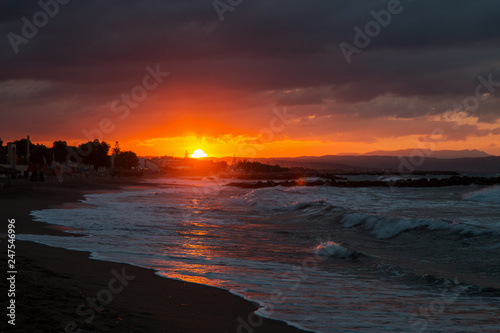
[30,169,38,189]
[39,171,45,189]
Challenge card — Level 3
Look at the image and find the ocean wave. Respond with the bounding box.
[462,185,500,202]
[338,211,485,239]
[313,241,354,259]
[229,188,329,213]
[290,199,328,211]
[230,186,498,238]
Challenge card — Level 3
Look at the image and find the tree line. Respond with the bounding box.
[235,159,289,173]
[0,138,138,170]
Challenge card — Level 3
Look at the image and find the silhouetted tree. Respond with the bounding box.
[215,161,228,171]
[30,144,52,166]
[115,151,139,170]
[112,141,121,156]
[66,144,80,163]
[0,138,5,163]
[13,139,29,164]
[52,141,68,163]
[78,140,111,169]
[236,160,288,173]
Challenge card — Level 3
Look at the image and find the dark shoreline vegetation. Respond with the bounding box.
[2,138,499,190]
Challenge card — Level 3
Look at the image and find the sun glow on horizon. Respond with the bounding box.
[107,128,500,158]
[190,149,208,158]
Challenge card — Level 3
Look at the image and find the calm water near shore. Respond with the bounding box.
[20,177,500,332]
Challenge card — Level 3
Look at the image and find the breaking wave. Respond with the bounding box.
[313,241,354,259]
[463,185,500,203]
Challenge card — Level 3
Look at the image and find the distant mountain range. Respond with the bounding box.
[253,155,499,173]
[217,149,499,173]
[232,150,498,173]
[326,149,491,158]
[361,149,491,159]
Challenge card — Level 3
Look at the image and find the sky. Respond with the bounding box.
[1,0,500,157]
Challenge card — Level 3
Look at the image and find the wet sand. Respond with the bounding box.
[0,176,307,332]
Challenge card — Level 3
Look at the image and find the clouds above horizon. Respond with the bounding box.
[1,0,499,154]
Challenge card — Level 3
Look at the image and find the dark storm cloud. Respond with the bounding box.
[1,0,500,129]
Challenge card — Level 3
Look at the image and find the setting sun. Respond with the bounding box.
[190,149,208,158]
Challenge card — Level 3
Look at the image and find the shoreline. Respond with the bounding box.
[0,176,308,332]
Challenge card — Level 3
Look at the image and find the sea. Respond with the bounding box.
[19,175,500,332]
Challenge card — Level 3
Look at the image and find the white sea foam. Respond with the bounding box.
[463,185,500,203]
[339,211,484,239]
[18,178,500,333]
[313,241,352,259]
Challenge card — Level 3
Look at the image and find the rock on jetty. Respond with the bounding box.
[226,176,500,189]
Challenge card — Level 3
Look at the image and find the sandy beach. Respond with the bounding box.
[0,176,306,333]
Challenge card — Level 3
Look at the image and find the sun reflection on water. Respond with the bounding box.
[155,263,226,287]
